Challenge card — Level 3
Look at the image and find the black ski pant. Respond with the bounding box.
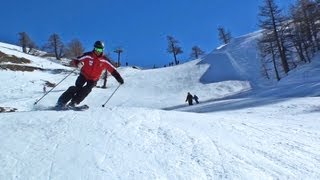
[57,74,97,105]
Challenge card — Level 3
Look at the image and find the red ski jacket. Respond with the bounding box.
[73,51,123,83]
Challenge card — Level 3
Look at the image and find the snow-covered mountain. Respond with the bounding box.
[0,31,320,179]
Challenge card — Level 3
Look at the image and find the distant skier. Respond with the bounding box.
[185,92,193,105]
[193,94,199,104]
[56,40,124,108]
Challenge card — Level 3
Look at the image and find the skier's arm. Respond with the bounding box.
[72,53,90,68]
[104,60,124,84]
[70,59,79,67]
[111,70,124,84]
[71,59,84,69]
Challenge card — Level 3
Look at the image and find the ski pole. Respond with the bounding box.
[102,84,121,107]
[34,69,77,105]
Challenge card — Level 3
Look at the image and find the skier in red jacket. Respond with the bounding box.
[56,40,124,108]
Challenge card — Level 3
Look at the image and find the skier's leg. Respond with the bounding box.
[71,80,97,105]
[75,74,87,87]
[56,74,86,106]
[57,86,79,106]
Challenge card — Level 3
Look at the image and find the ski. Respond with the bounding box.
[42,104,90,111]
[55,104,89,111]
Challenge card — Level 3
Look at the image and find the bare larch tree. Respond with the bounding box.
[289,0,320,62]
[65,39,85,59]
[45,33,64,60]
[258,0,290,74]
[218,26,232,44]
[167,36,183,65]
[18,32,36,54]
[190,46,205,59]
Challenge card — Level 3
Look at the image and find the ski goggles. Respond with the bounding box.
[94,47,104,53]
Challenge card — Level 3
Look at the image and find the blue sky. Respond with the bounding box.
[0,0,295,68]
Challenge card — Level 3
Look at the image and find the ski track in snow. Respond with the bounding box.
[1,102,320,179]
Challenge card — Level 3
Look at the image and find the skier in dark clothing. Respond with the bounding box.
[193,94,199,104]
[56,40,124,108]
[185,92,193,105]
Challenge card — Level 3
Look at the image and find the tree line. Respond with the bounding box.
[18,27,231,68]
[258,0,320,81]
[18,32,84,60]
[157,27,231,68]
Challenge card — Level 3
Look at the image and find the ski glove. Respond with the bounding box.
[111,71,124,85]
[117,75,124,85]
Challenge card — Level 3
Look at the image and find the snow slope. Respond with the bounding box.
[0,30,320,180]
[0,42,70,70]
[199,31,263,85]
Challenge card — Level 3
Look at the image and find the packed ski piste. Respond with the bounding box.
[1,33,320,179]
